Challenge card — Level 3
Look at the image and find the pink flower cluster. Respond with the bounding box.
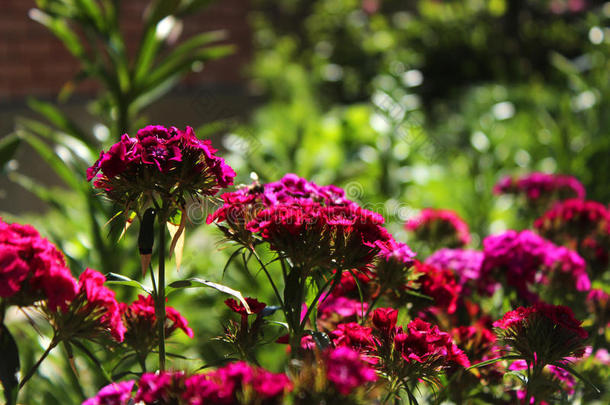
[412,261,462,314]
[480,230,590,301]
[323,346,378,395]
[71,269,127,342]
[535,199,610,271]
[82,362,292,405]
[87,125,235,204]
[0,218,77,310]
[120,294,194,349]
[494,172,585,201]
[405,208,471,247]
[425,248,483,294]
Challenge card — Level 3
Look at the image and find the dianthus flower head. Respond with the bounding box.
[372,238,416,289]
[120,294,193,355]
[480,230,588,302]
[82,380,135,405]
[535,199,610,273]
[425,248,484,295]
[317,294,368,326]
[324,346,378,395]
[0,218,77,310]
[247,203,391,271]
[87,125,235,211]
[405,208,471,248]
[224,297,267,316]
[494,172,585,202]
[412,261,462,314]
[493,303,588,366]
[48,268,125,343]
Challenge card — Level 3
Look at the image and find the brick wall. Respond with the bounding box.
[0,0,251,101]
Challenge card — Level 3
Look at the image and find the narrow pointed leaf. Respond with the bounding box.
[0,324,20,405]
[167,278,251,313]
[105,272,152,294]
[551,362,600,394]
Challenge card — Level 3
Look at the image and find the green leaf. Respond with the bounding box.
[0,134,21,172]
[0,324,20,405]
[466,355,522,370]
[17,131,83,191]
[104,272,152,294]
[551,362,601,394]
[29,9,86,61]
[167,278,250,312]
[27,99,92,146]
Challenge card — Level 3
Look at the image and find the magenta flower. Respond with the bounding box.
[87,125,235,208]
[224,297,267,316]
[324,346,378,395]
[494,172,585,202]
[82,380,135,405]
[135,372,182,404]
[493,303,588,366]
[405,208,471,248]
[425,248,484,294]
[0,218,77,310]
[413,261,462,314]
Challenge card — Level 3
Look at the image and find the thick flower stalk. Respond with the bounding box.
[87,125,235,371]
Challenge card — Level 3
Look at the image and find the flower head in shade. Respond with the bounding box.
[220,297,270,362]
[535,199,610,274]
[494,172,585,203]
[493,303,588,367]
[48,269,125,343]
[82,380,135,405]
[0,218,77,310]
[425,248,484,295]
[317,294,368,327]
[87,125,235,210]
[120,294,193,358]
[405,208,471,248]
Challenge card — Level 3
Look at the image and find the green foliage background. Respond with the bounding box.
[1,0,609,403]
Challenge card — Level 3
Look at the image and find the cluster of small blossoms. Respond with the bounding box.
[83,362,292,405]
[479,230,590,302]
[494,172,585,202]
[87,125,235,209]
[450,321,503,383]
[425,248,484,295]
[411,261,462,315]
[493,303,588,366]
[48,269,126,342]
[208,174,392,271]
[369,308,470,385]
[120,294,193,355]
[405,208,471,248]
[0,218,77,310]
[535,199,610,273]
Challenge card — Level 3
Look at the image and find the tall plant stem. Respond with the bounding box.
[19,337,58,389]
[156,219,167,371]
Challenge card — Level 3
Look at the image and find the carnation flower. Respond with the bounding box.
[87,125,235,210]
[535,199,610,274]
[494,172,585,202]
[247,203,391,271]
[224,297,266,316]
[425,248,484,295]
[405,208,471,248]
[324,346,378,395]
[0,218,77,310]
[82,380,135,405]
[412,261,462,314]
[48,268,125,343]
[371,238,417,293]
[493,303,588,367]
[135,371,183,404]
[120,294,193,358]
[318,294,368,326]
[480,230,589,302]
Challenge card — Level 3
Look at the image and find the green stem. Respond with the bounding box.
[156,217,167,371]
[249,246,284,308]
[19,337,58,390]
